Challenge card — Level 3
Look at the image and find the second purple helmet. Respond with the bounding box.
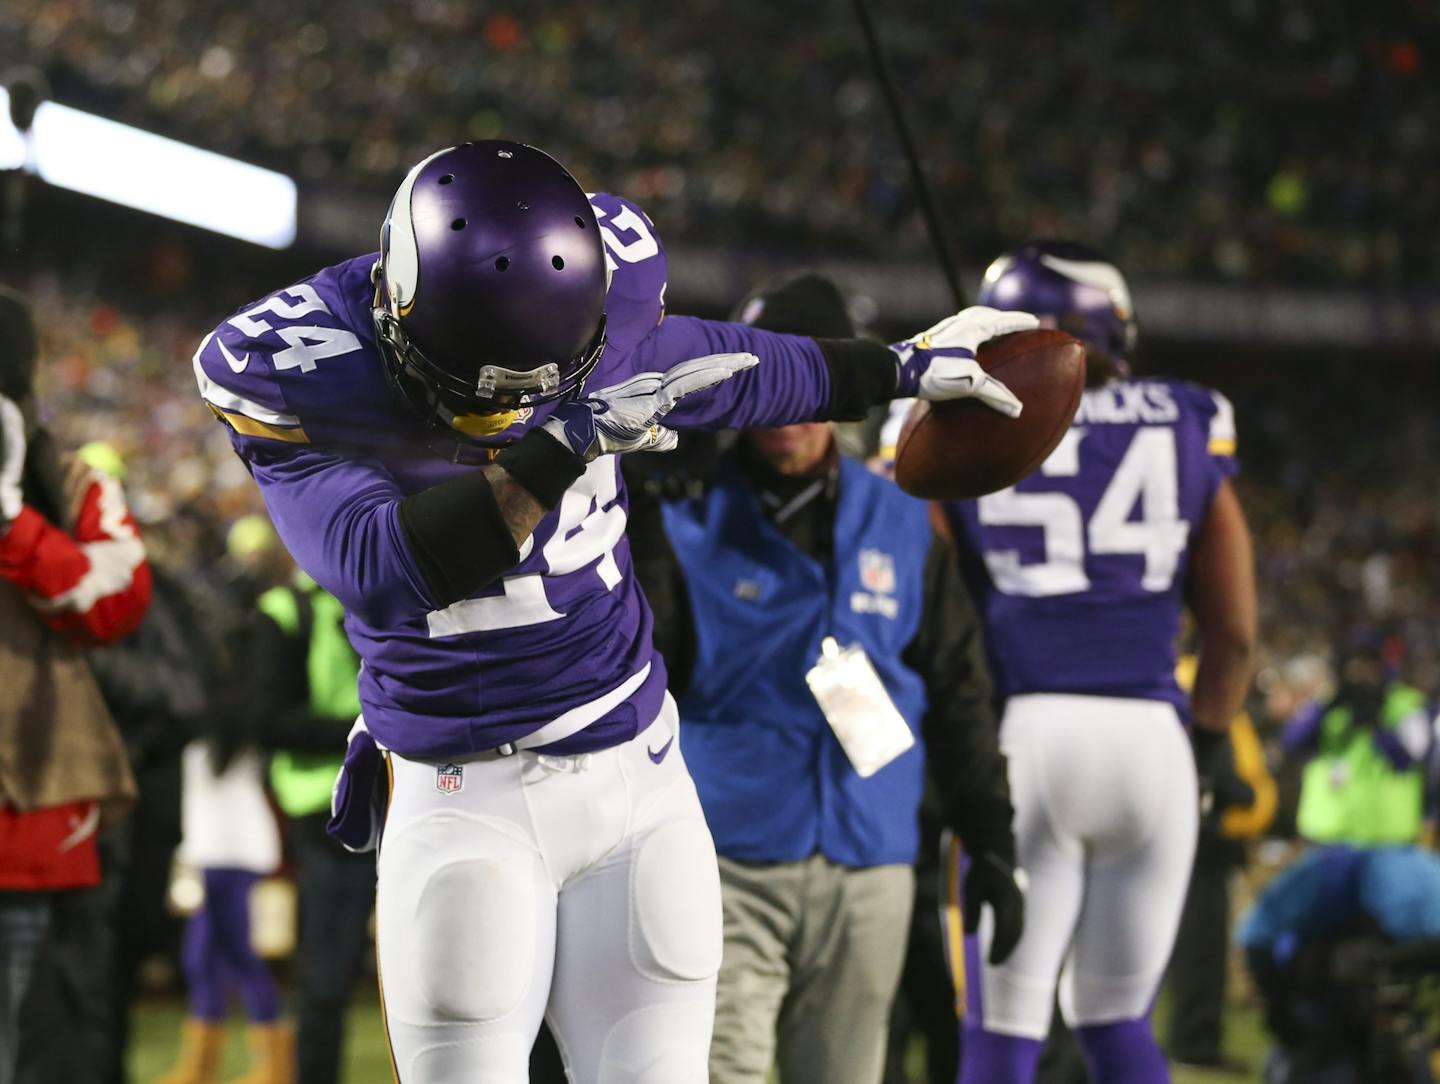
[373,141,608,435]
[977,240,1137,377]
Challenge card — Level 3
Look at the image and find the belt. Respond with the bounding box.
[475,663,653,759]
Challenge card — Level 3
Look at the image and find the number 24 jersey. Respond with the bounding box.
[193,193,835,760]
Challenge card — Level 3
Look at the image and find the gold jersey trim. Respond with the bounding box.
[210,404,311,444]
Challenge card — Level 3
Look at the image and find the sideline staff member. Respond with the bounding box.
[651,273,1022,1084]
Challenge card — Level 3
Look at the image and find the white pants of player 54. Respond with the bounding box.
[970,693,1198,1038]
[375,694,723,1084]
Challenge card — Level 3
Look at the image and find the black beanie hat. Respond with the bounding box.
[0,287,37,401]
[732,271,856,340]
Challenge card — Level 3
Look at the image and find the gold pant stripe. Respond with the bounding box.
[944,832,968,1018]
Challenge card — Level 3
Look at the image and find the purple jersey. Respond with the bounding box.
[194,193,834,760]
[948,378,1238,710]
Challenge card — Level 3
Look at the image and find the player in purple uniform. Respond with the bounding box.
[939,242,1258,1084]
[193,140,1036,1084]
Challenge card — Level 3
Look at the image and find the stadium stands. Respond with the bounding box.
[2,0,1435,284]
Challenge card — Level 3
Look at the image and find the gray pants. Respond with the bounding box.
[710,853,914,1084]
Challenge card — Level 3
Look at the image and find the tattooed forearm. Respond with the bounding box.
[484,463,549,547]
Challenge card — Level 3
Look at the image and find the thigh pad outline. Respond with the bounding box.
[628,818,723,983]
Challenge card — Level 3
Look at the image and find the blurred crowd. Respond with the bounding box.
[1234,352,1440,711]
[22,271,261,569]
[2,0,1436,285]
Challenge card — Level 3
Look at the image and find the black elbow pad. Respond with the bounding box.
[398,471,521,608]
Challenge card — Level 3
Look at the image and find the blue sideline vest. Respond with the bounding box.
[662,456,932,867]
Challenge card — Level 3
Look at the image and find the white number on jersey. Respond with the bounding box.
[977,426,1190,597]
[591,200,660,270]
[1088,426,1190,591]
[542,456,625,589]
[426,458,626,636]
[228,284,361,374]
[272,326,362,373]
[229,284,330,336]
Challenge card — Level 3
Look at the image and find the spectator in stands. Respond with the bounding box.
[646,273,1022,1084]
[0,287,151,1084]
[3,1,1434,285]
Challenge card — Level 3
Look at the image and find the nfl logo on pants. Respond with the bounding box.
[435,763,464,794]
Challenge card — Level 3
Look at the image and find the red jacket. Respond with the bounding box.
[0,469,150,890]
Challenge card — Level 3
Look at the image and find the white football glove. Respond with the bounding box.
[0,395,26,528]
[543,352,759,462]
[891,306,1039,414]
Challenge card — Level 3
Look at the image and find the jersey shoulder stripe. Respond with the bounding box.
[194,333,310,443]
[1167,378,1239,466]
[1204,388,1237,457]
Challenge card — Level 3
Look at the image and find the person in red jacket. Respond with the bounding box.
[0,286,150,1084]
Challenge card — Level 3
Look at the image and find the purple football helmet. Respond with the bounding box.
[977,240,1137,376]
[373,141,608,435]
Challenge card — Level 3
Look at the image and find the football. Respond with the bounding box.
[893,327,1086,500]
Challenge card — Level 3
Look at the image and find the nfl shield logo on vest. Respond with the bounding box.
[435,763,464,795]
[859,549,896,594]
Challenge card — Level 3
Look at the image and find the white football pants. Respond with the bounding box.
[971,694,1198,1038]
[375,695,723,1083]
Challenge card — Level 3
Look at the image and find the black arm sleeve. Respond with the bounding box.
[397,468,522,608]
[400,429,586,608]
[904,531,1016,864]
[815,338,898,421]
[493,426,586,510]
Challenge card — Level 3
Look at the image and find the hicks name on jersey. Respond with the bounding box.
[1073,382,1179,426]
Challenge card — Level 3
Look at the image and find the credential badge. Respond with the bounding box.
[734,579,763,602]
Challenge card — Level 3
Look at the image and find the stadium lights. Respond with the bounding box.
[0,87,296,249]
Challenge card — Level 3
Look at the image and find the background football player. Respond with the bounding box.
[931,243,1257,1084]
[192,140,1036,1084]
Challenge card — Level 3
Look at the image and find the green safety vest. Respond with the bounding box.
[259,576,362,818]
[1296,684,1427,846]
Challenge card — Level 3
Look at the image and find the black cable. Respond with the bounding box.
[851,0,967,309]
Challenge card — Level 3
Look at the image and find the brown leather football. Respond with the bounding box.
[894,328,1086,500]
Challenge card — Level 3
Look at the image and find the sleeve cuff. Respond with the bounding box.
[815,338,898,421]
[494,428,586,510]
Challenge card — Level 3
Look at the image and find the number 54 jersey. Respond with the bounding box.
[193,193,834,761]
[947,378,1238,711]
